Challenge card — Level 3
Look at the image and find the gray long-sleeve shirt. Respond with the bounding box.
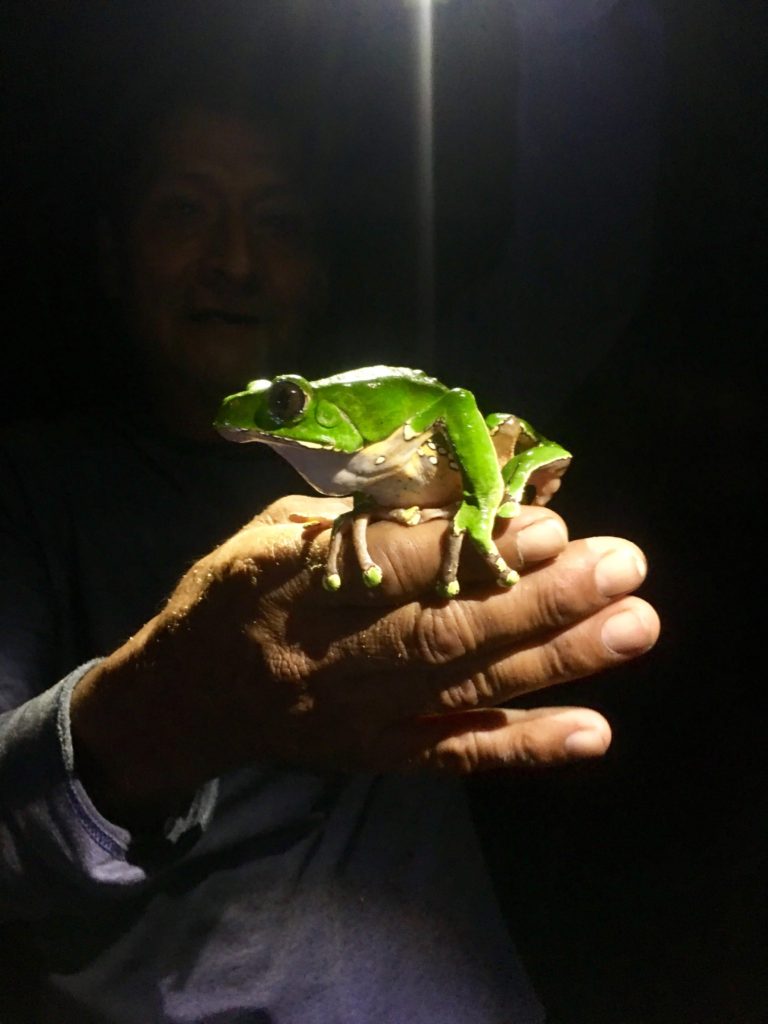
[0,414,542,1023]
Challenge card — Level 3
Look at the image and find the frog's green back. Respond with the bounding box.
[312,366,448,445]
[315,366,436,387]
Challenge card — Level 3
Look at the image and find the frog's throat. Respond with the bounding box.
[259,437,361,497]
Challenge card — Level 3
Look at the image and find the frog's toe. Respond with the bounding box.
[491,553,520,588]
[363,564,383,588]
[323,572,342,592]
[497,499,521,519]
[387,506,422,526]
[436,578,461,599]
[497,568,520,588]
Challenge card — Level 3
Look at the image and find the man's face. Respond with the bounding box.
[117,107,324,404]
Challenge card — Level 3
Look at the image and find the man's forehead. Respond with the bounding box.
[149,107,297,184]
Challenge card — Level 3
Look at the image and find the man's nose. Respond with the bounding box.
[207,211,255,282]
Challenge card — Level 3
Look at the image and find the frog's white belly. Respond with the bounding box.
[266,427,463,508]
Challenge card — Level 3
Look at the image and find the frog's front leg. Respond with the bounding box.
[323,511,351,591]
[409,388,520,598]
[436,500,520,599]
[352,508,383,587]
[323,498,383,591]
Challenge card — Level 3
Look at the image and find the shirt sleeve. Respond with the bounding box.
[0,441,217,922]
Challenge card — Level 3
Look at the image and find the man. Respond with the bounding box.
[0,96,658,1022]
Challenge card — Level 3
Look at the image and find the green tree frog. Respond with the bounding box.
[215,366,571,597]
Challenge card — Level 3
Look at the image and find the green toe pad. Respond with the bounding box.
[363,565,383,587]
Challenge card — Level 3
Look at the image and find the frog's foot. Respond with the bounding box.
[503,447,572,508]
[386,505,423,526]
[527,460,570,506]
[381,504,455,527]
[476,539,520,591]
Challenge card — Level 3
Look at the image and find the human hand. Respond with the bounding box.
[71,496,659,826]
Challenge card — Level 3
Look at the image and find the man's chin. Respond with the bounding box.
[180,333,301,394]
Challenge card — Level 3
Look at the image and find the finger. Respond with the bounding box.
[324,537,649,671]
[433,536,649,665]
[432,595,660,711]
[311,505,569,604]
[246,494,352,528]
[381,705,613,773]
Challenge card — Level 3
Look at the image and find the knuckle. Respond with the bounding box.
[540,634,571,683]
[413,603,479,665]
[260,628,314,686]
[375,549,411,594]
[246,495,298,525]
[432,733,481,774]
[511,726,547,767]
[439,670,495,711]
[540,626,591,684]
[535,569,581,630]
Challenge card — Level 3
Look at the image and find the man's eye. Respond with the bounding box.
[157,196,207,223]
[253,210,307,238]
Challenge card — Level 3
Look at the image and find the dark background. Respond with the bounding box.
[2,2,765,1021]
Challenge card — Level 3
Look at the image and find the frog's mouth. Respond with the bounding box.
[214,424,255,443]
[214,426,326,450]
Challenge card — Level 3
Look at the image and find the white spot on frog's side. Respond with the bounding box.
[349,427,465,507]
[402,423,419,442]
[427,440,437,450]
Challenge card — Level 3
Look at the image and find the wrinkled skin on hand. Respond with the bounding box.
[72,496,659,827]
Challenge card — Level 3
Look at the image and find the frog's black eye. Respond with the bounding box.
[267,380,307,423]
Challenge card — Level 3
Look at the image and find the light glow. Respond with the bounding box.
[414,0,435,369]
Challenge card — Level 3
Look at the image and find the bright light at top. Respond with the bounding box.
[414,0,435,367]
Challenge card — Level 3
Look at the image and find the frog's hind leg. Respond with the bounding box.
[408,390,520,597]
[485,413,524,518]
[501,422,572,509]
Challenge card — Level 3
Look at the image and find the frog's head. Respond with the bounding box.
[214,374,363,452]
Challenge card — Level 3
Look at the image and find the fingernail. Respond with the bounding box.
[601,609,653,655]
[594,548,646,598]
[561,733,610,757]
[516,518,568,562]
[564,729,610,757]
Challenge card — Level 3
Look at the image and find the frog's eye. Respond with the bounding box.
[267,380,308,423]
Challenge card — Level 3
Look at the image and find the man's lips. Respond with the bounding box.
[188,309,265,327]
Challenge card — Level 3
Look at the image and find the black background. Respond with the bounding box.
[2,2,766,1021]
